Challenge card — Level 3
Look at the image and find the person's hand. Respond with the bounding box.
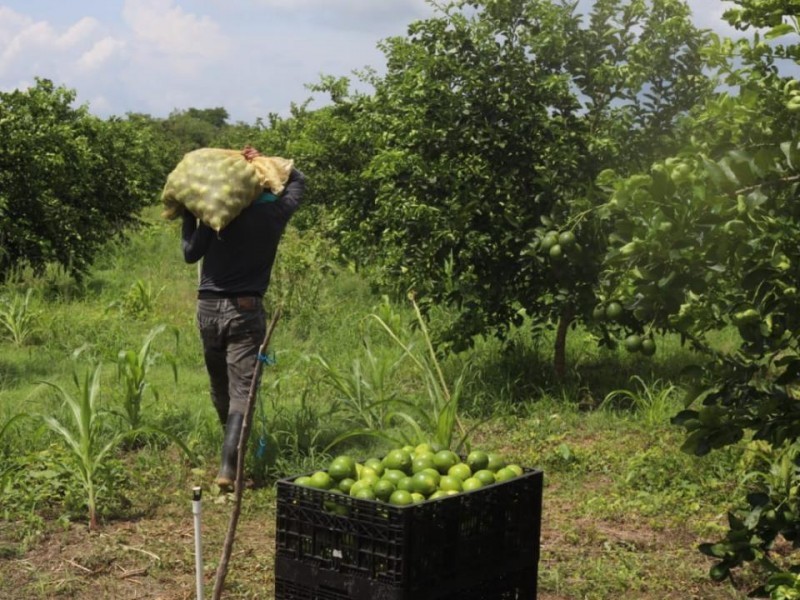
[241,145,262,161]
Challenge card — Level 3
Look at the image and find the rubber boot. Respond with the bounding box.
[215,412,244,491]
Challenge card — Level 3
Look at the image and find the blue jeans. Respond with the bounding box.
[196,297,266,423]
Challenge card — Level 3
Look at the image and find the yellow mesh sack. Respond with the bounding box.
[161,148,294,232]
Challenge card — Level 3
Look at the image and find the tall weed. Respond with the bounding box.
[107,279,164,320]
[249,375,340,482]
[0,289,39,346]
[599,375,683,428]
[313,339,403,431]
[324,296,473,452]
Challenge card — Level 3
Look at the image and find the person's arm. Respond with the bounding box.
[181,210,213,264]
[277,167,305,217]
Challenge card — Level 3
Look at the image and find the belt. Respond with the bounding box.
[198,293,261,310]
[233,296,260,310]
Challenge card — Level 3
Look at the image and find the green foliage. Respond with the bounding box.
[599,376,683,428]
[594,1,800,591]
[114,325,178,433]
[39,364,124,530]
[313,342,402,432]
[107,278,164,320]
[265,226,337,321]
[162,106,230,153]
[303,0,712,378]
[698,441,800,590]
[0,289,39,346]
[0,79,154,279]
[1,445,131,527]
[324,296,472,452]
[250,376,340,482]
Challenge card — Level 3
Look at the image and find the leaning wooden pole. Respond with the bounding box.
[212,308,281,600]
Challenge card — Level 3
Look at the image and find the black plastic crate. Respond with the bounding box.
[275,468,542,599]
[275,557,535,600]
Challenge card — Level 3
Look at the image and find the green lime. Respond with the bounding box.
[360,466,380,480]
[349,479,372,497]
[353,487,376,501]
[429,490,450,500]
[411,472,438,496]
[338,477,356,494]
[383,448,413,474]
[439,475,463,492]
[462,477,484,492]
[294,476,312,487]
[433,450,458,474]
[624,334,642,353]
[410,492,426,504]
[506,464,523,477]
[421,468,441,486]
[558,230,576,247]
[363,457,385,476]
[373,479,396,501]
[359,471,380,487]
[549,244,563,260]
[495,467,517,482]
[448,463,472,481]
[411,455,436,474]
[382,469,406,486]
[389,489,413,506]
[541,232,558,251]
[327,455,356,481]
[414,442,434,455]
[486,453,506,472]
[309,471,333,490]
[397,476,414,492]
[592,305,606,321]
[474,469,496,486]
[466,450,489,472]
[605,302,623,320]
[641,338,656,356]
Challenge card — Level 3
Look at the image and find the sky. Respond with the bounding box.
[0,0,740,124]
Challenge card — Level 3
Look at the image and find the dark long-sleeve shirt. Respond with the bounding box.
[181,167,305,297]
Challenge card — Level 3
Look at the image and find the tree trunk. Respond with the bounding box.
[554,307,573,381]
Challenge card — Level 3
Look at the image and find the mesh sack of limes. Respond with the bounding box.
[295,444,524,506]
[161,148,293,231]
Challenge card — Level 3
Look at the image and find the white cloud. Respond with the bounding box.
[56,17,99,49]
[0,6,32,46]
[77,37,125,71]
[230,0,433,32]
[122,0,230,58]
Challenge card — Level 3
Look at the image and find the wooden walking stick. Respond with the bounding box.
[212,308,281,599]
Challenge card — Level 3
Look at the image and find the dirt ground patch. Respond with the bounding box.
[0,492,277,600]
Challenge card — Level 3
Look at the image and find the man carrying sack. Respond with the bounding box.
[180,145,305,490]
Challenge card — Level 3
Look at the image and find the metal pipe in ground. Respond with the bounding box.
[192,486,205,600]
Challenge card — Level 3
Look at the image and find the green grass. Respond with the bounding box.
[0,206,759,599]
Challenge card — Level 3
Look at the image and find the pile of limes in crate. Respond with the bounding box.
[294,443,523,506]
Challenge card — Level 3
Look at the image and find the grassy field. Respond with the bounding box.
[0,208,773,599]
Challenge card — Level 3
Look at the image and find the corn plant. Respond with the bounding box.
[0,289,38,346]
[40,364,122,530]
[114,324,178,433]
